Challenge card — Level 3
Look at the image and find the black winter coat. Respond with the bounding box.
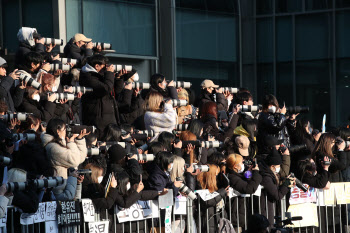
[63,39,93,67]
[226,168,262,227]
[197,91,227,117]
[314,150,348,182]
[0,75,25,112]
[19,96,56,122]
[257,112,295,154]
[301,169,330,189]
[258,160,289,226]
[15,42,45,67]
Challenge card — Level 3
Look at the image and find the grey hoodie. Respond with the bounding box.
[17,27,37,47]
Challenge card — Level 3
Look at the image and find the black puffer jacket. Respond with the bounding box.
[197,90,227,117]
[0,75,25,112]
[63,38,93,67]
[15,42,45,67]
[19,96,56,122]
[257,112,295,154]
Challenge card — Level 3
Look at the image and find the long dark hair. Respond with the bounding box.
[188,119,204,138]
[339,127,350,141]
[117,173,131,196]
[262,94,279,112]
[312,133,336,158]
[150,73,168,97]
[201,102,218,120]
[158,132,175,152]
[101,124,122,142]
[293,118,313,145]
[46,118,66,146]
[156,151,175,172]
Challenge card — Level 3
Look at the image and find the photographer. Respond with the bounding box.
[225,153,262,229]
[233,120,258,157]
[143,92,177,142]
[64,33,99,67]
[197,79,229,117]
[297,157,330,189]
[258,150,296,226]
[0,57,25,112]
[41,119,88,179]
[17,52,50,80]
[257,94,296,154]
[158,131,182,157]
[201,102,225,142]
[142,73,178,100]
[179,131,208,165]
[15,27,45,67]
[80,54,130,138]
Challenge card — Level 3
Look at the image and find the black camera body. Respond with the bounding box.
[271,216,302,233]
[290,173,308,192]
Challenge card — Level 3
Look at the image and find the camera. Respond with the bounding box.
[134,130,154,137]
[66,124,96,138]
[0,112,29,122]
[271,215,303,233]
[128,153,155,162]
[289,173,308,192]
[175,124,189,131]
[43,38,63,46]
[17,72,41,90]
[87,142,126,156]
[170,99,188,107]
[0,156,11,166]
[50,64,71,72]
[221,87,239,94]
[92,42,112,50]
[241,105,262,113]
[60,58,77,65]
[113,64,132,72]
[132,82,150,89]
[131,133,148,141]
[64,85,93,94]
[176,177,197,200]
[289,144,307,154]
[168,81,192,89]
[182,140,223,149]
[192,164,210,172]
[69,168,92,175]
[286,106,309,114]
[48,92,75,102]
[12,133,36,142]
[6,176,64,192]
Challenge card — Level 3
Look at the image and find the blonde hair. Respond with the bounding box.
[8,168,27,183]
[144,92,164,112]
[170,156,185,182]
[180,131,197,164]
[84,164,104,184]
[178,89,189,102]
[176,89,192,123]
[226,154,243,173]
[197,164,219,193]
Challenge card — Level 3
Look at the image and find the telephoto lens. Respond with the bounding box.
[132,82,150,89]
[172,81,192,89]
[17,73,41,90]
[171,99,188,107]
[114,64,132,72]
[6,182,27,192]
[241,105,262,113]
[288,144,307,154]
[192,164,210,172]
[137,154,155,162]
[87,141,127,155]
[66,125,96,135]
[34,177,64,189]
[222,87,239,94]
[93,42,112,50]
[182,140,223,149]
[176,177,197,200]
[50,64,71,72]
[44,38,63,46]
[286,106,309,114]
[0,112,29,122]
[0,156,11,166]
[345,141,350,148]
[12,133,36,142]
[290,173,308,192]
[87,148,100,156]
[134,130,154,137]
[60,58,77,65]
[131,133,148,141]
[52,93,75,101]
[64,85,93,94]
[175,124,189,131]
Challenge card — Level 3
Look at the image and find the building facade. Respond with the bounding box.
[1,0,350,128]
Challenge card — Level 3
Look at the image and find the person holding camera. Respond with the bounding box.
[0,57,26,112]
[41,119,88,179]
[143,92,177,142]
[297,157,330,189]
[257,94,296,154]
[200,101,225,142]
[142,73,178,100]
[258,149,296,226]
[225,153,262,229]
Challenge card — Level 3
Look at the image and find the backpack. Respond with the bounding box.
[218,218,236,233]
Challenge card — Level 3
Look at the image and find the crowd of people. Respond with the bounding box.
[0,26,347,233]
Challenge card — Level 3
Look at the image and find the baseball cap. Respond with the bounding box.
[264,135,284,147]
[235,136,250,156]
[201,79,219,89]
[73,33,92,43]
[0,57,7,67]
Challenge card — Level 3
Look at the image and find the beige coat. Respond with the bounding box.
[41,134,87,179]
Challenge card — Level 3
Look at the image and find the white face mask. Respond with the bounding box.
[268,106,277,114]
[52,86,58,92]
[126,182,131,191]
[97,176,103,184]
[32,94,40,102]
[274,167,280,174]
[132,73,139,82]
[168,163,174,172]
[237,164,245,173]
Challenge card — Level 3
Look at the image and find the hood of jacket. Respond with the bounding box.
[17,27,37,47]
[41,133,67,148]
[81,63,98,73]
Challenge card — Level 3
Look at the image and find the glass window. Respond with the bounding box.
[296,14,331,61]
[66,0,82,40]
[256,0,273,15]
[336,0,350,8]
[257,18,273,63]
[336,11,350,58]
[176,0,237,14]
[257,64,274,105]
[67,0,156,56]
[276,17,292,62]
[276,62,293,106]
[2,1,20,53]
[305,0,332,10]
[276,0,302,13]
[296,60,331,129]
[336,59,350,126]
